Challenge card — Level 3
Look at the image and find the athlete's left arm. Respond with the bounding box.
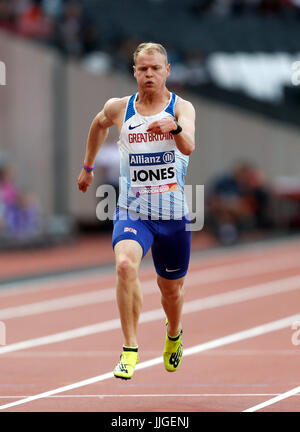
[173,99,195,156]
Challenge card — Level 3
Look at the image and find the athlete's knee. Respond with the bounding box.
[116,255,139,281]
[158,277,184,302]
[167,285,184,302]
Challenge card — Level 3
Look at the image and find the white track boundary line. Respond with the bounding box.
[0,270,112,297]
[243,385,300,412]
[0,280,157,320]
[0,312,299,411]
[0,273,300,355]
[0,393,294,399]
[1,238,299,297]
[0,254,299,320]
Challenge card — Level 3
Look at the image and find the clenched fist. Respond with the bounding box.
[77,168,94,193]
[147,118,177,134]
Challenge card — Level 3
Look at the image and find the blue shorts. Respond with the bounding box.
[112,207,191,280]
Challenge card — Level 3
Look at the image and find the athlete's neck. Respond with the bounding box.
[136,88,170,106]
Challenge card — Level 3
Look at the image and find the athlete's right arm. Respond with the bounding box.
[77,98,122,193]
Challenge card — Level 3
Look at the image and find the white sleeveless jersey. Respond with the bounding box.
[117,92,189,219]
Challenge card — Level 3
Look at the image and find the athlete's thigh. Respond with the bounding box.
[114,239,143,268]
[112,207,154,259]
[151,218,191,280]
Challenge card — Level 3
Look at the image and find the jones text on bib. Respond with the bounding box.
[129,151,178,195]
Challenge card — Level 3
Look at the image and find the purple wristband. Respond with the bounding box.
[83,163,95,172]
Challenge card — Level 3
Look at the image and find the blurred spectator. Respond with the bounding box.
[0,164,42,241]
[17,0,53,41]
[12,0,32,15]
[54,0,98,57]
[54,0,83,56]
[206,161,272,245]
[42,0,63,19]
[4,191,41,238]
[0,166,18,207]
[0,0,17,32]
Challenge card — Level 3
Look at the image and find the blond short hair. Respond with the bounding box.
[133,42,168,65]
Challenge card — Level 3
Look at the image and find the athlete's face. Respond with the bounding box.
[133,51,170,92]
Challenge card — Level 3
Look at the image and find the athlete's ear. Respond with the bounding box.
[133,65,136,78]
[166,63,171,77]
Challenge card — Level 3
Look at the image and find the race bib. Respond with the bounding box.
[129,151,178,195]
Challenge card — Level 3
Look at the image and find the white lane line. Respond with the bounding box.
[0,312,299,411]
[0,394,294,399]
[0,254,299,320]
[1,239,299,297]
[243,385,300,412]
[1,273,300,355]
[0,280,157,320]
[0,269,112,297]
[182,274,300,313]
[4,349,300,358]
[191,254,300,284]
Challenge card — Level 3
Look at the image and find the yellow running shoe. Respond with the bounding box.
[163,319,183,372]
[113,346,139,380]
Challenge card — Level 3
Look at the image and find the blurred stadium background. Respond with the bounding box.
[1,0,300,251]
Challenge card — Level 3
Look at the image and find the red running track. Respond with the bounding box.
[0,236,300,412]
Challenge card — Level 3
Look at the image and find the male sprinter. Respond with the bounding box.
[77,42,195,379]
